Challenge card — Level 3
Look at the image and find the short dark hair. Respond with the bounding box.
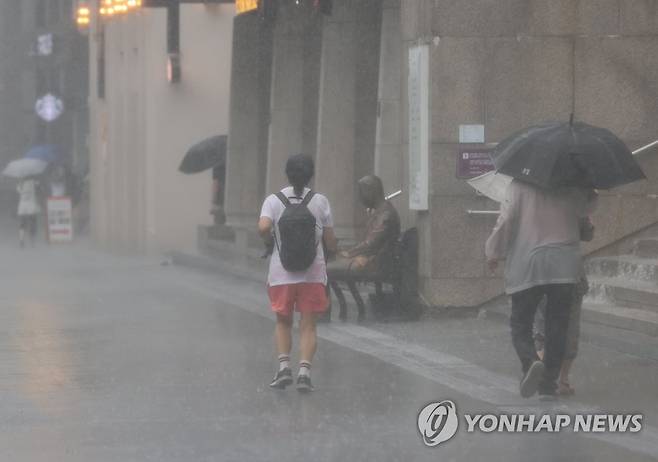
[285,154,314,196]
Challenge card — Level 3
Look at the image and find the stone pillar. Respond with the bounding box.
[224,14,272,230]
[353,0,383,222]
[301,17,323,157]
[313,1,359,239]
[265,10,306,195]
[375,0,409,224]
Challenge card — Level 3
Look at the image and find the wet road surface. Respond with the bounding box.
[0,234,657,461]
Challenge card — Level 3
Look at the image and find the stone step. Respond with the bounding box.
[633,237,658,258]
[581,302,658,337]
[586,276,658,314]
[585,255,658,285]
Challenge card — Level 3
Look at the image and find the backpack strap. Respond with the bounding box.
[275,190,315,207]
[272,192,289,254]
[300,190,315,206]
[275,192,291,207]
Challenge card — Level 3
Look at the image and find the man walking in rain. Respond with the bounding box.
[259,154,337,392]
[485,180,596,399]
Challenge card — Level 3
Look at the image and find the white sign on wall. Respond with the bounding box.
[408,44,429,211]
[459,124,485,143]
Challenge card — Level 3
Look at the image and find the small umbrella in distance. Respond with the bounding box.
[24,144,59,163]
[491,118,646,190]
[2,158,48,178]
[179,135,227,174]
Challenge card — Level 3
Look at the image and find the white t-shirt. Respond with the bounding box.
[17,179,40,216]
[260,187,333,286]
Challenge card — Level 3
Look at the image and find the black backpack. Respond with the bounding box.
[275,191,318,272]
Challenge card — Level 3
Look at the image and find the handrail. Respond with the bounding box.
[632,140,658,155]
[385,190,402,200]
[467,210,500,215]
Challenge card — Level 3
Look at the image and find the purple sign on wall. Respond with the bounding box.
[456,148,495,178]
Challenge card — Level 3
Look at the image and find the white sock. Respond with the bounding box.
[298,361,311,377]
[278,354,290,371]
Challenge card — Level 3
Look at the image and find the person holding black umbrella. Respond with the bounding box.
[179,135,227,224]
[484,118,646,399]
[486,177,597,399]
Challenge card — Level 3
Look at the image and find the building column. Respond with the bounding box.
[374,0,408,222]
[265,11,306,195]
[313,2,359,239]
[224,14,272,231]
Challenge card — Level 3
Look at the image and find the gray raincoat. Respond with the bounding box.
[485,180,597,294]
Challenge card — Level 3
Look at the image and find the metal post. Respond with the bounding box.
[466,210,500,215]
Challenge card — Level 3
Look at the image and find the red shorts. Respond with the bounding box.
[267,283,329,316]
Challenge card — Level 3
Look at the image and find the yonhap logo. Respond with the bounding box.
[417,398,643,448]
[417,400,459,447]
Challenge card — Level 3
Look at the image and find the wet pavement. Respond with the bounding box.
[1,228,657,461]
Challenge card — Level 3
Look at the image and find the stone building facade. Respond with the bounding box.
[0,0,88,189]
[222,0,658,307]
[87,2,234,253]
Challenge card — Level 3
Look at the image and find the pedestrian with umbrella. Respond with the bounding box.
[178,135,226,174]
[16,176,42,247]
[24,144,59,164]
[179,135,227,224]
[3,157,49,247]
[485,117,645,400]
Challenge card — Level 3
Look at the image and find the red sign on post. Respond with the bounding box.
[456,148,495,179]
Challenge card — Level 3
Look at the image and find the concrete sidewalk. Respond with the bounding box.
[170,248,658,421]
[0,233,656,460]
[1,241,656,461]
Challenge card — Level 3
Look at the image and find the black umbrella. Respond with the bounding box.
[491,119,646,189]
[179,135,227,174]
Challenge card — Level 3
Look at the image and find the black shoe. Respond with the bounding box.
[520,361,545,398]
[269,367,293,389]
[538,382,558,401]
[296,374,314,393]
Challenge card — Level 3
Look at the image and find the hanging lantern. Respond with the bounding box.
[236,0,258,15]
[75,3,91,28]
[100,0,116,16]
[127,0,142,8]
[114,0,129,13]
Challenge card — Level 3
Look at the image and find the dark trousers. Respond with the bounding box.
[19,215,37,238]
[511,284,575,393]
